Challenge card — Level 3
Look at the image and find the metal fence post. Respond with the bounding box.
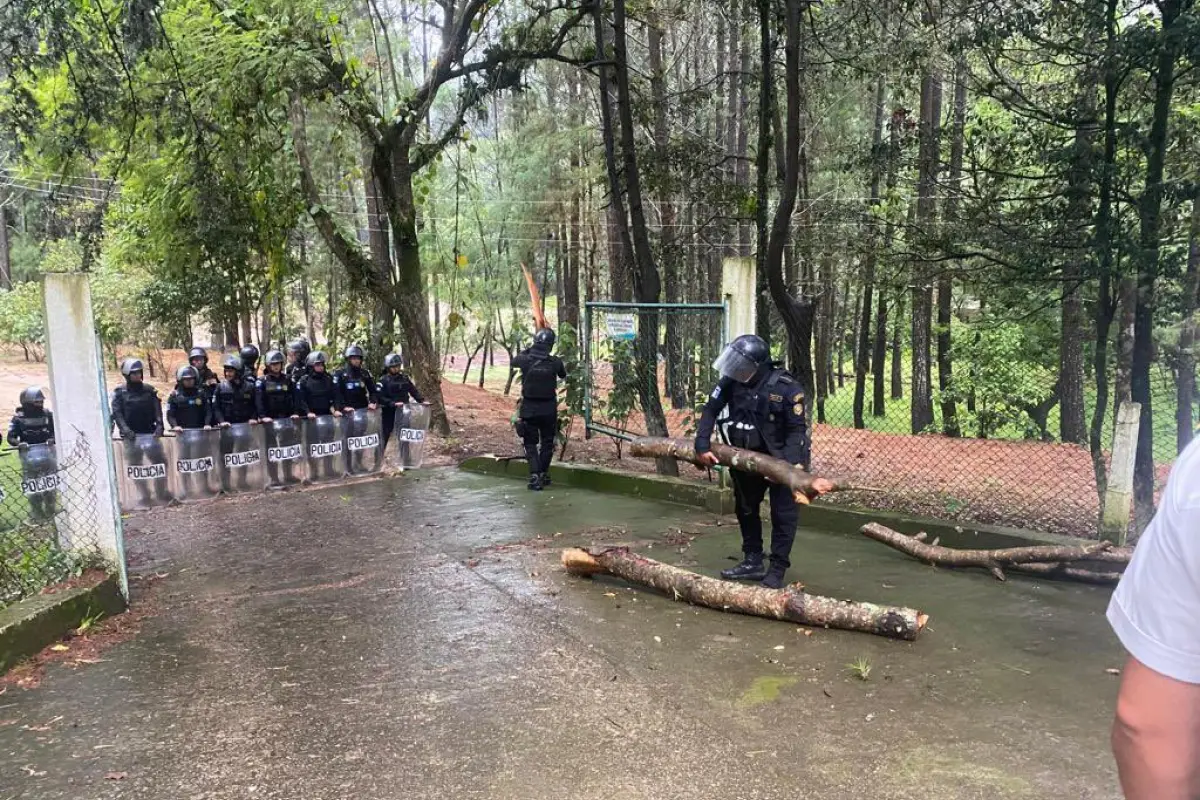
[721,256,756,339]
[1100,401,1141,545]
[42,272,127,596]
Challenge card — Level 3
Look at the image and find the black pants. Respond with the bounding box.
[730,468,799,569]
[381,406,396,450]
[520,414,557,476]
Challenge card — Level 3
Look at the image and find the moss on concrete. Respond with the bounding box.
[0,576,126,673]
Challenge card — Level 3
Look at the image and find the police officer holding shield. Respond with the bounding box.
[166,366,214,430]
[333,345,379,413]
[297,351,338,417]
[111,358,169,505]
[512,328,566,491]
[377,353,424,452]
[8,386,57,521]
[256,350,301,422]
[212,355,258,426]
[694,334,809,589]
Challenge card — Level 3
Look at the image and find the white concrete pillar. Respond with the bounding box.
[1100,400,1141,545]
[42,273,127,595]
[721,256,756,341]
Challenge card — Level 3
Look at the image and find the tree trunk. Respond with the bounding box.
[938,58,966,438]
[872,289,888,416]
[853,74,883,430]
[0,206,11,290]
[1177,196,1200,453]
[891,289,904,399]
[911,66,941,435]
[1132,0,1183,532]
[1060,86,1094,446]
[562,547,928,640]
[596,0,676,476]
[362,142,397,360]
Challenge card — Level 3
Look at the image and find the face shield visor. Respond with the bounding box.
[713,344,761,384]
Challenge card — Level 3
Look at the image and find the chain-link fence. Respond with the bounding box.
[0,435,107,609]
[583,303,727,442]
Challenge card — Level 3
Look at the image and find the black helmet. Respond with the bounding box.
[383,353,403,370]
[188,347,207,364]
[120,358,145,377]
[176,365,199,384]
[343,344,364,360]
[222,354,244,373]
[239,344,260,365]
[534,328,556,349]
[19,386,44,407]
[288,338,311,356]
[264,349,285,366]
[713,334,770,384]
[306,351,328,368]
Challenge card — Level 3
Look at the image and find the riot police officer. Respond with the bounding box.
[8,386,57,521]
[112,358,165,439]
[256,350,300,421]
[694,334,810,589]
[111,358,170,506]
[297,351,338,417]
[212,355,258,425]
[286,338,311,383]
[333,345,379,412]
[7,386,55,448]
[166,366,213,430]
[512,328,566,491]
[377,353,424,451]
[239,344,261,381]
[188,347,219,395]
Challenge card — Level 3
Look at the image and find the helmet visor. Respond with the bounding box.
[713,345,760,384]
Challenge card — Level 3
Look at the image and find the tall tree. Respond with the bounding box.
[911,36,941,434]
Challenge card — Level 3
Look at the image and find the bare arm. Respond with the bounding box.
[1113,656,1200,799]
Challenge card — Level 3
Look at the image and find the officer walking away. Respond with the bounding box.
[512,328,566,491]
[694,334,809,589]
[286,338,311,383]
[8,386,57,520]
[239,344,261,381]
[333,345,379,413]
[377,353,425,452]
[188,347,219,395]
[111,358,170,506]
[8,386,55,448]
[256,350,301,422]
[166,366,213,430]
[297,351,338,417]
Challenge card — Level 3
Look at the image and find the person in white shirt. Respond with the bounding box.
[1108,435,1200,798]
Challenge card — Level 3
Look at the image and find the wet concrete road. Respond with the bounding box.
[0,469,1124,799]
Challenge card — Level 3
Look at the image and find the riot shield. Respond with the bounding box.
[114,434,174,511]
[394,403,431,469]
[304,414,345,484]
[218,423,268,495]
[265,418,307,487]
[344,408,384,476]
[171,428,221,503]
[19,443,61,522]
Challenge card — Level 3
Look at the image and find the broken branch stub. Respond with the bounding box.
[562,547,928,641]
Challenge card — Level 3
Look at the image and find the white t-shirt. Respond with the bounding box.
[1108,436,1200,683]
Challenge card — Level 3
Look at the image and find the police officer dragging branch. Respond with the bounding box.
[512,328,567,491]
[167,366,214,430]
[694,334,809,589]
[377,353,425,451]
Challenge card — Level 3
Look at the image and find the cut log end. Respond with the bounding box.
[561,547,607,576]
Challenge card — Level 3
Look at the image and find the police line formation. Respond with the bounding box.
[8,330,807,590]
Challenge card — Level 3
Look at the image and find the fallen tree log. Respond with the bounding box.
[562,547,928,641]
[861,523,1127,582]
[629,437,842,503]
[1004,562,1122,585]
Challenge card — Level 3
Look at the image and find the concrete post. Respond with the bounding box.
[42,272,127,595]
[722,256,756,340]
[1100,401,1141,545]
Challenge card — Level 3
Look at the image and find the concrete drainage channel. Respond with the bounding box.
[0,577,126,673]
[457,455,1086,551]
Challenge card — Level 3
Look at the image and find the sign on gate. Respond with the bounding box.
[605,313,637,341]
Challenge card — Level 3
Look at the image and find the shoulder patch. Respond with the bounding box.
[792,391,804,403]
[769,393,784,403]
[711,386,722,400]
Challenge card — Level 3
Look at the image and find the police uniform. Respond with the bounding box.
[695,362,809,583]
[297,370,337,416]
[333,366,378,411]
[7,406,54,446]
[256,371,300,419]
[377,371,424,450]
[166,385,213,429]
[213,376,258,425]
[112,383,164,437]
[513,342,566,487]
[8,396,57,519]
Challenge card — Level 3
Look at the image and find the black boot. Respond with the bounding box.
[540,471,552,487]
[760,562,788,590]
[720,552,766,581]
[528,473,543,491]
